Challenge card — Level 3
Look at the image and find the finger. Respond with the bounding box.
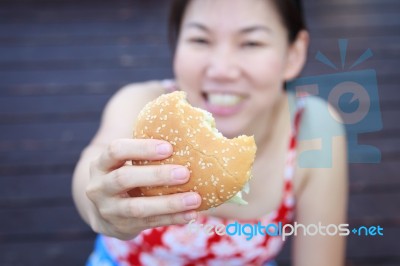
[115,192,201,218]
[110,211,198,240]
[103,164,190,195]
[141,210,198,228]
[96,138,173,172]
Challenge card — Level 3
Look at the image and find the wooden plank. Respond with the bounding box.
[0,205,89,237]
[0,5,168,21]
[0,44,170,61]
[0,83,123,96]
[306,2,400,15]
[307,13,400,28]
[0,33,168,47]
[0,174,76,201]
[0,21,166,38]
[362,138,400,156]
[0,111,101,124]
[350,161,400,185]
[348,193,400,225]
[0,239,95,266]
[349,160,400,195]
[0,138,89,153]
[305,0,399,6]
[0,68,172,85]
[0,0,168,9]
[0,7,168,24]
[0,56,172,71]
[308,25,400,39]
[0,163,75,177]
[0,121,99,141]
[0,150,81,167]
[0,95,110,114]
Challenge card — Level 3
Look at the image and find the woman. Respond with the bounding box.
[72,0,348,265]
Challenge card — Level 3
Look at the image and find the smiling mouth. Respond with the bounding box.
[202,92,245,107]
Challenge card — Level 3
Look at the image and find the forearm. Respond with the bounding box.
[72,145,102,226]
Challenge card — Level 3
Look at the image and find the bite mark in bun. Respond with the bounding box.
[129,91,257,211]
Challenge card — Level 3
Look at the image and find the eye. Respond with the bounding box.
[242,41,264,48]
[189,38,210,45]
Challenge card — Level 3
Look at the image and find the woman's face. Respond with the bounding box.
[174,0,302,138]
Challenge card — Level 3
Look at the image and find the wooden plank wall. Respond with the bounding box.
[0,0,399,265]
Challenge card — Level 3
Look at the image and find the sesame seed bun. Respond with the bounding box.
[128,91,257,211]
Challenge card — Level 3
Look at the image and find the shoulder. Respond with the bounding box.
[296,93,347,161]
[292,98,349,265]
[286,91,346,157]
[293,93,348,197]
[92,80,166,144]
[105,80,166,113]
[111,80,166,103]
[299,94,346,139]
[296,94,346,165]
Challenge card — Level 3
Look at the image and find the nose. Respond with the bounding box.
[205,46,240,81]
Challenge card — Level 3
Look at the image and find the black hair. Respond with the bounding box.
[168,0,307,49]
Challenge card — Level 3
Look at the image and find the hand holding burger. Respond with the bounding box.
[129,91,257,211]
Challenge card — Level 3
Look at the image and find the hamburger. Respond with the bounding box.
[128,91,257,211]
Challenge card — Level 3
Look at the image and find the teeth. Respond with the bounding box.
[207,93,242,107]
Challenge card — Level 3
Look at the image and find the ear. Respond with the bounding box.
[283,30,309,81]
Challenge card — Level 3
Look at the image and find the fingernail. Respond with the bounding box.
[156,143,172,155]
[172,167,189,181]
[184,211,197,221]
[183,194,200,207]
